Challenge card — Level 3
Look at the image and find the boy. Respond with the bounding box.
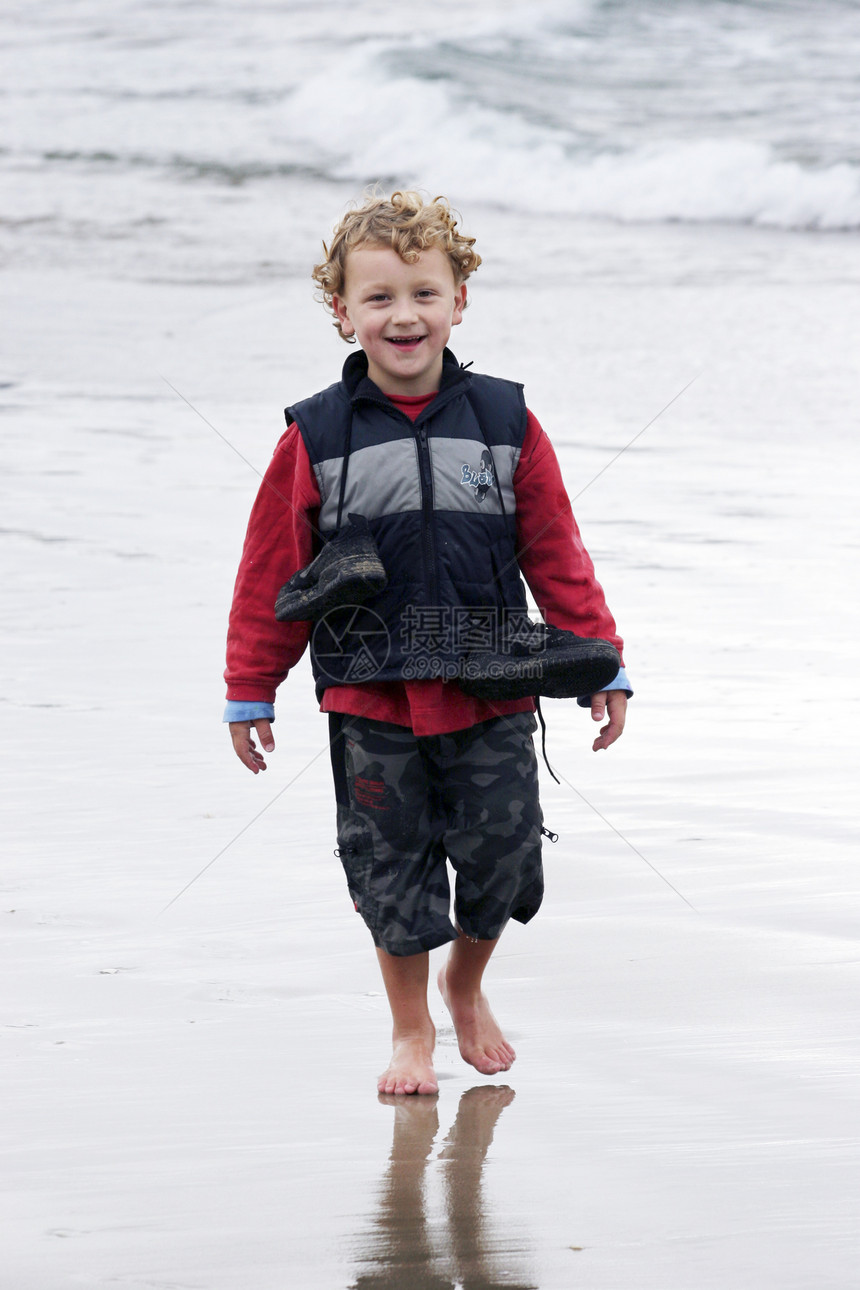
[224,191,629,1096]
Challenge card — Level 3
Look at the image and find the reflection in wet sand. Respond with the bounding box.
[350,1086,537,1290]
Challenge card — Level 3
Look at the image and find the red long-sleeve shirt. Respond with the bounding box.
[225,392,624,736]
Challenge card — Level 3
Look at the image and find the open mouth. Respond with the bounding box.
[386,335,425,347]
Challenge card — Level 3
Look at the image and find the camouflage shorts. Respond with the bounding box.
[328,712,544,957]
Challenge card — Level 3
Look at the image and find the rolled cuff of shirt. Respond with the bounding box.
[223,700,276,723]
[575,666,633,708]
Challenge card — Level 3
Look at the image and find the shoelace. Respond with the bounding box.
[535,697,560,784]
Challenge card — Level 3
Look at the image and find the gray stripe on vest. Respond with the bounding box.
[315,440,422,529]
[315,437,521,530]
[430,437,520,516]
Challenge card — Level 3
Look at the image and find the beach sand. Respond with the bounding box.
[2,215,859,1287]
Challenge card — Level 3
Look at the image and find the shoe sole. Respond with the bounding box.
[274,554,387,622]
[459,641,620,700]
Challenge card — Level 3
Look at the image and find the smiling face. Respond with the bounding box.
[332,244,467,396]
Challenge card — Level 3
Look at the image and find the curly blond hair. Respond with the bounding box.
[312,189,481,342]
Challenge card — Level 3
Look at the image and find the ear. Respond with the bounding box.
[332,294,354,337]
[452,283,467,327]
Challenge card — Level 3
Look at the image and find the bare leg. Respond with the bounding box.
[376,948,438,1096]
[437,933,516,1075]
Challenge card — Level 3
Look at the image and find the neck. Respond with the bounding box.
[366,355,444,398]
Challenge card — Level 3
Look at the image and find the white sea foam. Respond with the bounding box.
[283,57,860,231]
[2,0,859,282]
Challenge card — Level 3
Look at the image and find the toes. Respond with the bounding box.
[377,1068,438,1096]
[472,1052,504,1075]
[465,1042,516,1075]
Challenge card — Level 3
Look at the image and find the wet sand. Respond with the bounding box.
[3,221,860,1287]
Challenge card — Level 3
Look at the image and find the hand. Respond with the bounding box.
[229,719,275,773]
[590,690,627,752]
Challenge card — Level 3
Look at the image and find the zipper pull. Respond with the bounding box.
[541,825,559,843]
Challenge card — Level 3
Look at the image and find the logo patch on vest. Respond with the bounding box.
[460,450,495,503]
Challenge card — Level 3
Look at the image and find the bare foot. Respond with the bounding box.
[377,1027,438,1096]
[437,965,516,1075]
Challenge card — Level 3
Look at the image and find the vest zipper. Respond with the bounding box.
[354,391,451,608]
[415,421,439,605]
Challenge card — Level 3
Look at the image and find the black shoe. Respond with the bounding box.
[458,617,621,701]
[274,514,387,623]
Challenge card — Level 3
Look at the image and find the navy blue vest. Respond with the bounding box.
[287,349,530,697]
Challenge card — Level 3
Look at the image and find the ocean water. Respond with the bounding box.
[3,0,860,283]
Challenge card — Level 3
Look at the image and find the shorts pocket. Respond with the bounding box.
[335,806,380,933]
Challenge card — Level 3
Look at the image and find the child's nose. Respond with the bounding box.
[391,296,418,324]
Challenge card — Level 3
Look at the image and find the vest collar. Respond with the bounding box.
[341,347,471,409]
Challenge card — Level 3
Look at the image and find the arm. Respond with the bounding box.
[224,424,320,770]
[514,411,631,751]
